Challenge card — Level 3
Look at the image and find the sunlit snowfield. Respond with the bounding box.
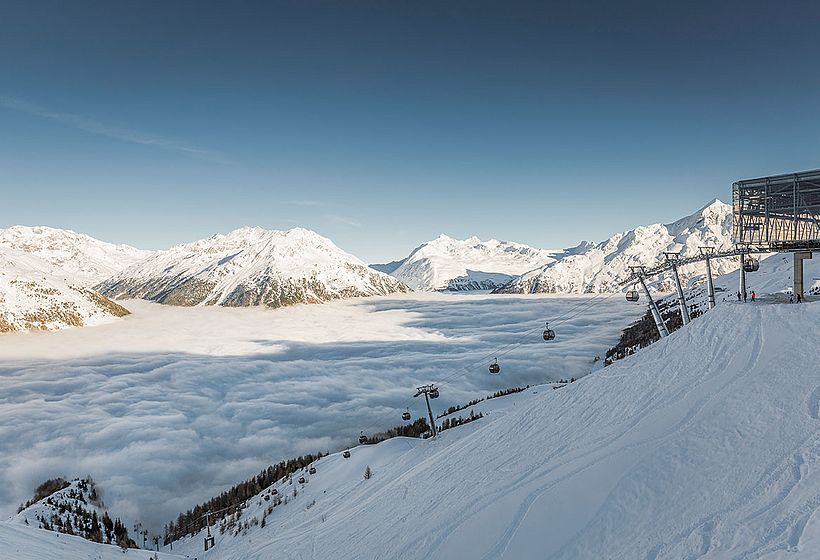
[0,293,643,529]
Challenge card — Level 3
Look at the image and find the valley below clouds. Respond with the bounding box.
[0,293,643,530]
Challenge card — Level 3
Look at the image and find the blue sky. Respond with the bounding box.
[2,0,820,262]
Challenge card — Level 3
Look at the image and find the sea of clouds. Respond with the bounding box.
[0,293,643,532]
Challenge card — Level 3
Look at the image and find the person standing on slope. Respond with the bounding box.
[751,291,756,302]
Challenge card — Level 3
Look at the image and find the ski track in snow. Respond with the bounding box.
[471,318,767,560]
[809,386,820,420]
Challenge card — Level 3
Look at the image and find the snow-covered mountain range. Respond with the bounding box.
[0,246,130,333]
[374,234,561,291]
[496,199,737,294]
[98,227,411,308]
[0,226,151,286]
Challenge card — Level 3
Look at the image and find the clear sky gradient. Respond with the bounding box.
[2,0,820,262]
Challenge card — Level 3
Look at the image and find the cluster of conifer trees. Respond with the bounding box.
[439,410,483,432]
[20,477,136,548]
[163,452,325,543]
[361,417,430,444]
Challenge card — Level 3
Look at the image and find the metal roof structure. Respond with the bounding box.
[732,168,820,250]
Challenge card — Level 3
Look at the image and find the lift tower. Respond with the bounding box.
[629,266,669,338]
[414,385,439,438]
[664,253,690,325]
[737,246,748,302]
[699,246,716,310]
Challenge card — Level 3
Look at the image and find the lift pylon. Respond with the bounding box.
[699,246,716,310]
[630,266,668,338]
[414,385,439,438]
[737,246,748,302]
[664,253,690,325]
[202,511,215,551]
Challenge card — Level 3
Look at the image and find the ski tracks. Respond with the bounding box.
[808,385,820,421]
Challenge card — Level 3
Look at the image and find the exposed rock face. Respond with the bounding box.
[99,227,411,308]
[0,247,129,333]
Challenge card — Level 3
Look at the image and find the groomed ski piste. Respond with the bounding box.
[150,299,819,559]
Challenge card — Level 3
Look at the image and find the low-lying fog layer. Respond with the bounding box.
[0,293,643,530]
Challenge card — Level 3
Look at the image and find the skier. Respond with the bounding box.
[751,291,756,302]
[736,291,741,302]
[797,292,802,303]
[743,291,747,302]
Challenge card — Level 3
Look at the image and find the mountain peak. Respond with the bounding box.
[0,225,151,286]
[387,235,559,291]
[497,199,738,294]
[98,228,411,308]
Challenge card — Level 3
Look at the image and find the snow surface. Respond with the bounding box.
[0,246,128,332]
[381,234,560,291]
[165,300,820,560]
[714,251,820,296]
[99,226,410,307]
[499,199,739,294]
[0,293,643,531]
[0,225,150,286]
[0,524,183,560]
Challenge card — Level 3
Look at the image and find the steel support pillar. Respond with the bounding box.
[424,392,437,438]
[638,275,668,338]
[794,251,812,300]
[739,253,747,302]
[670,264,690,325]
[704,257,716,310]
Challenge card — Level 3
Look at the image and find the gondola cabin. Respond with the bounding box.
[625,290,640,302]
[743,258,760,272]
[488,358,500,375]
[402,409,411,421]
[359,433,368,444]
[298,476,306,484]
[543,322,556,341]
[429,388,440,399]
[309,467,316,475]
[343,450,351,458]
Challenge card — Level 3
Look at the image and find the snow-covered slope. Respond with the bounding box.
[162,299,820,559]
[0,247,129,333]
[11,478,135,547]
[0,226,150,286]
[714,251,820,297]
[497,199,737,294]
[0,477,183,559]
[0,524,182,560]
[380,234,560,291]
[98,227,411,308]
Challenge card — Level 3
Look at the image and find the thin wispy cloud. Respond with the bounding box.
[0,96,234,165]
[281,200,325,207]
[326,214,362,228]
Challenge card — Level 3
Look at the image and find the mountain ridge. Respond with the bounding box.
[98,226,412,308]
[0,246,130,333]
[0,225,151,286]
[495,199,737,294]
[376,234,561,291]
